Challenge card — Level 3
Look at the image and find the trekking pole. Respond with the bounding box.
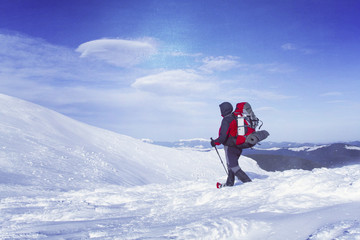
[211,138,228,175]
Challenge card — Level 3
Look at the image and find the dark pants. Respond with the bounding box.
[224,146,252,186]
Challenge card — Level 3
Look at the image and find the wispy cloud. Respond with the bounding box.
[281,43,314,55]
[76,38,158,67]
[198,56,240,73]
[169,51,202,57]
[131,69,216,95]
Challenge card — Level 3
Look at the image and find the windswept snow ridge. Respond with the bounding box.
[1,93,360,239]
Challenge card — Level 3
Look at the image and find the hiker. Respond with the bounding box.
[211,102,252,186]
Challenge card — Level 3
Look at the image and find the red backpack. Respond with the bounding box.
[231,102,261,145]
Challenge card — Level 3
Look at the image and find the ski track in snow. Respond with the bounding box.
[1,93,360,239]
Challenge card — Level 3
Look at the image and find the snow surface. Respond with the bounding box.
[1,93,360,239]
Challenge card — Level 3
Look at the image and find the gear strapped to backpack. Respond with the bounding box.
[232,102,269,148]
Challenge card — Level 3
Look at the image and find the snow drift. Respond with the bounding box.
[1,93,360,240]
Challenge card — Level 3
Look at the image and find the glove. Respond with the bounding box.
[210,138,216,147]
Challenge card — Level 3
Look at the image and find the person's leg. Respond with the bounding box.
[224,146,235,186]
[234,168,252,183]
[226,146,252,183]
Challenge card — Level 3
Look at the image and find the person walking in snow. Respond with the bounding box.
[211,102,252,186]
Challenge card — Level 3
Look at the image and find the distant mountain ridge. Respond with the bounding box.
[245,142,360,171]
[148,139,360,171]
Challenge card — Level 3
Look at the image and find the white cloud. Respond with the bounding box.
[131,69,216,95]
[76,38,158,67]
[199,56,240,73]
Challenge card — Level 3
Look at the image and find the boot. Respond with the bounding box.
[235,169,252,183]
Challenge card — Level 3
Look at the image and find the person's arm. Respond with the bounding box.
[213,118,230,145]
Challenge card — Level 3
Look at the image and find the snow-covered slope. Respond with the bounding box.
[1,93,360,239]
[0,93,264,189]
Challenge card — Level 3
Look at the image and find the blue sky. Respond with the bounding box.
[1,0,360,143]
